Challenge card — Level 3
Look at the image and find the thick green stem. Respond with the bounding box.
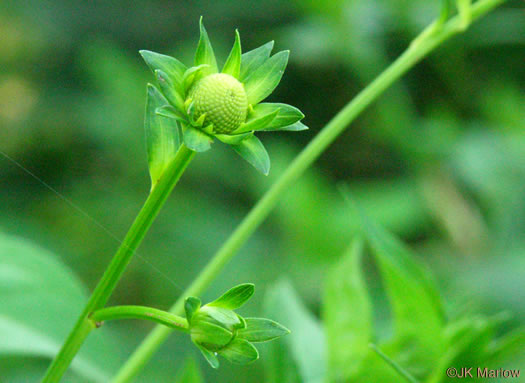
[91,306,189,332]
[41,145,195,382]
[112,1,505,381]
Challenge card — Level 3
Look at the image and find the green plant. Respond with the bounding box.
[4,0,511,381]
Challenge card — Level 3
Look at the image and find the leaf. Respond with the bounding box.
[219,338,259,365]
[185,297,201,323]
[264,279,326,383]
[174,357,204,383]
[369,344,420,383]
[0,233,125,382]
[222,30,241,78]
[239,41,274,81]
[251,103,305,131]
[215,132,253,145]
[140,50,186,93]
[196,345,219,369]
[322,238,372,382]
[273,121,309,132]
[191,321,232,349]
[343,190,445,376]
[183,64,210,93]
[208,283,255,309]
[194,17,218,80]
[145,85,181,189]
[238,318,290,343]
[155,105,186,123]
[244,50,289,105]
[155,69,185,112]
[197,306,242,329]
[231,135,270,175]
[183,126,212,152]
[235,108,279,134]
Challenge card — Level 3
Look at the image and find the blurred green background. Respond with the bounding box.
[1,0,524,382]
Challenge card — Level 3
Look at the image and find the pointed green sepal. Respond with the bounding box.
[222,30,242,78]
[194,17,218,80]
[144,84,181,189]
[183,64,211,93]
[273,121,309,132]
[237,318,290,343]
[244,50,289,105]
[197,344,220,369]
[251,103,305,131]
[183,126,213,152]
[232,135,270,175]
[185,297,201,324]
[208,283,255,310]
[140,50,186,93]
[239,41,274,81]
[155,69,185,112]
[155,105,187,123]
[215,132,253,145]
[191,320,233,350]
[235,108,279,134]
[218,338,259,365]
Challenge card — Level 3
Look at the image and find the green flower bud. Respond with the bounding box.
[189,73,248,134]
[189,305,242,351]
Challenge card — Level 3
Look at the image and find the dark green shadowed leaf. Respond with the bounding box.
[208,283,255,310]
[215,132,253,145]
[174,357,204,383]
[343,190,445,375]
[183,126,212,152]
[155,69,185,112]
[185,297,201,324]
[231,135,270,175]
[239,40,274,81]
[222,30,242,78]
[145,84,181,189]
[140,50,186,93]
[244,50,289,105]
[252,103,305,131]
[235,108,279,134]
[219,338,259,365]
[238,318,290,343]
[197,345,219,369]
[323,238,372,382]
[194,17,218,80]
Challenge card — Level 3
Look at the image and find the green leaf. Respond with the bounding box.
[145,85,182,189]
[174,357,204,383]
[244,50,289,105]
[196,345,219,369]
[191,321,232,349]
[231,135,270,175]
[0,233,125,382]
[322,238,372,382]
[155,69,185,112]
[250,103,304,131]
[155,105,186,123]
[264,279,326,383]
[222,30,241,78]
[343,190,445,375]
[194,17,218,80]
[183,64,210,93]
[235,108,279,134]
[208,283,255,309]
[185,297,201,323]
[274,121,309,132]
[219,338,259,365]
[196,306,242,329]
[239,40,274,81]
[215,132,253,145]
[140,50,186,94]
[238,318,290,343]
[369,344,420,383]
[183,126,212,152]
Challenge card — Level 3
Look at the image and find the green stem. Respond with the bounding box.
[91,306,189,332]
[41,145,195,383]
[112,1,505,381]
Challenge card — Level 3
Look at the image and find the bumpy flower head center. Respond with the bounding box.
[189,73,248,134]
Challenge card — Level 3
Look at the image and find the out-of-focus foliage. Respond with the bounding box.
[0,0,523,381]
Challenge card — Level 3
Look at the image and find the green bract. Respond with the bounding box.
[141,17,307,175]
[184,284,290,369]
